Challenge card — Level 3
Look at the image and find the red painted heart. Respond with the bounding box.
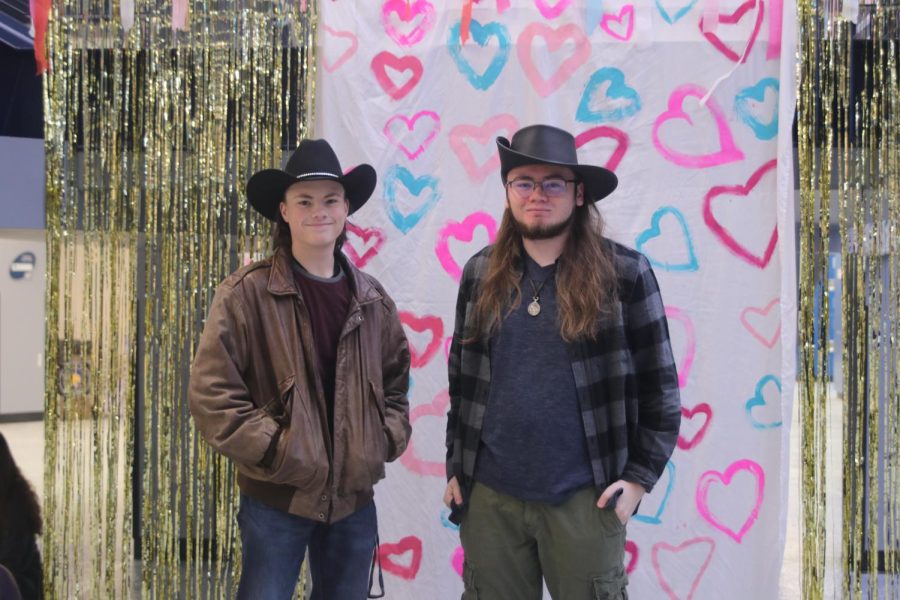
[399,312,444,368]
[371,51,424,100]
[699,0,765,63]
[677,402,712,450]
[575,126,630,172]
[343,223,386,268]
[379,535,423,580]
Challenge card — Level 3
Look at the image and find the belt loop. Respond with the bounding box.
[367,533,385,598]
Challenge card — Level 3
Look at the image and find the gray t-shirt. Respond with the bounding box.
[473,254,595,504]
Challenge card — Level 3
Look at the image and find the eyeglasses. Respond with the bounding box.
[506,177,579,198]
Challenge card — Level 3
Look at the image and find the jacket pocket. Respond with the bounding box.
[268,383,328,489]
[365,380,388,482]
[338,380,388,495]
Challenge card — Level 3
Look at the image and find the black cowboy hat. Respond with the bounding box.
[247,138,377,221]
[497,124,618,203]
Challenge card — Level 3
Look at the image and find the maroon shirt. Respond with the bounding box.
[291,259,351,435]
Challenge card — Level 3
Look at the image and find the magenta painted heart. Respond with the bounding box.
[574,126,629,172]
[695,459,765,543]
[371,51,424,100]
[699,0,765,63]
[652,84,744,168]
[517,22,590,97]
[703,159,778,269]
[381,0,436,46]
[535,0,573,19]
[449,114,519,182]
[343,223,385,268]
[435,212,498,282]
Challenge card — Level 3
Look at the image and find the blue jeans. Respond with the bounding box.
[236,493,378,600]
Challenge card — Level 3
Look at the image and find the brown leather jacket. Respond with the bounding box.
[188,248,411,522]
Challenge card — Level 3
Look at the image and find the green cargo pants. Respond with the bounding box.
[459,483,629,600]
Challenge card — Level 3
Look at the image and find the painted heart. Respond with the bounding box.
[435,212,498,282]
[699,0,765,63]
[399,311,444,368]
[652,537,715,600]
[448,19,511,90]
[740,297,780,348]
[664,306,695,389]
[695,458,765,543]
[576,67,642,123]
[735,77,779,140]
[652,83,744,168]
[655,0,698,24]
[444,336,452,363]
[518,22,591,97]
[371,51,424,100]
[400,389,449,475]
[321,25,359,73]
[635,206,698,272]
[633,460,675,524]
[343,223,386,268]
[768,0,782,59]
[381,0,436,47]
[452,545,465,576]
[449,114,519,181]
[535,0,573,19]
[383,110,441,160]
[624,540,639,574]
[745,374,782,429]
[703,159,778,268]
[383,165,441,234]
[600,5,635,41]
[574,126,629,172]
[440,508,460,531]
[379,535,423,580]
[677,403,712,450]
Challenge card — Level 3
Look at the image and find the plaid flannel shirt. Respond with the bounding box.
[445,241,681,522]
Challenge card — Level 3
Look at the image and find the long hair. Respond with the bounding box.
[468,199,618,343]
[0,432,42,536]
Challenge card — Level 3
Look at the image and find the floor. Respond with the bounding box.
[0,395,829,599]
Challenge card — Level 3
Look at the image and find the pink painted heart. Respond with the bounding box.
[624,540,639,574]
[652,83,744,168]
[664,306,695,389]
[371,51,424,100]
[379,535,423,579]
[695,459,765,543]
[321,25,359,73]
[740,298,780,348]
[449,114,519,182]
[399,311,444,368]
[535,0,574,19]
[342,223,386,268]
[575,126,629,172]
[703,159,778,269]
[517,23,591,97]
[444,335,452,363]
[452,545,465,577]
[652,537,715,600]
[381,0,436,46]
[677,402,712,450]
[435,212,498,282]
[600,5,635,41]
[383,110,441,160]
[400,390,450,476]
[699,0,765,63]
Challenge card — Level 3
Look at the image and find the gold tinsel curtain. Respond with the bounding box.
[798,1,900,598]
[42,0,316,596]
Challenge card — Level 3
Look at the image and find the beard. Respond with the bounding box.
[510,210,575,240]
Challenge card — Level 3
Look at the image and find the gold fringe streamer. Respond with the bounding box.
[42,0,317,597]
[798,2,900,598]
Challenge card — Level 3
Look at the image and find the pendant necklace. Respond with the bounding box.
[527,277,548,317]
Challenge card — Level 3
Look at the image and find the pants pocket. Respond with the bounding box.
[461,561,479,600]
[592,565,629,600]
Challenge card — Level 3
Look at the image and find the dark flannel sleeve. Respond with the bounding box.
[620,254,682,492]
[445,258,472,482]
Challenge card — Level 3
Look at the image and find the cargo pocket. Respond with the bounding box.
[461,561,479,600]
[592,566,628,600]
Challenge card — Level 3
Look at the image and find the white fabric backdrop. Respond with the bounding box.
[316,1,796,597]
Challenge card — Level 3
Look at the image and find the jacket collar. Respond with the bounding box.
[267,247,383,305]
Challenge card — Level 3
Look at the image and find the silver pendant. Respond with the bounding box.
[527,299,541,316]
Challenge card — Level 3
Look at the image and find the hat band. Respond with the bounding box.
[296,172,340,179]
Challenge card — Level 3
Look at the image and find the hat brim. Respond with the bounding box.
[497,137,618,203]
[247,164,377,221]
